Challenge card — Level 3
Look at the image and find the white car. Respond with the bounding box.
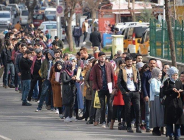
[38,21,66,41]
[44,8,56,15]
[0,11,13,28]
[20,10,29,25]
[8,4,20,16]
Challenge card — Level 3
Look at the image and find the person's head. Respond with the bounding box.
[54,50,60,58]
[39,35,43,40]
[21,44,27,54]
[94,27,97,32]
[115,28,119,33]
[35,48,42,58]
[114,54,117,59]
[34,43,40,49]
[163,64,170,74]
[28,43,33,48]
[63,53,68,61]
[151,67,162,80]
[47,50,55,60]
[55,36,59,41]
[142,64,149,72]
[132,58,136,67]
[168,66,179,82]
[6,42,12,49]
[117,50,122,57]
[76,52,81,59]
[98,52,106,63]
[156,60,163,70]
[122,52,127,59]
[80,47,88,59]
[17,21,20,24]
[136,62,144,71]
[136,54,143,63]
[23,50,32,59]
[180,71,184,83]
[55,61,63,72]
[85,18,88,23]
[125,56,133,68]
[149,58,157,71]
[76,23,79,26]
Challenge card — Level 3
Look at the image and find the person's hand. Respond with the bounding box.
[144,96,149,102]
[96,89,100,92]
[179,89,184,92]
[72,76,76,80]
[18,72,21,76]
[177,92,180,98]
[173,88,178,92]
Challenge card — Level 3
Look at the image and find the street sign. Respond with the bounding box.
[56,5,64,17]
[75,3,82,14]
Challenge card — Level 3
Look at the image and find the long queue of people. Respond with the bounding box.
[0,26,184,140]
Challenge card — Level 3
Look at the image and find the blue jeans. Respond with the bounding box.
[33,81,39,99]
[167,124,181,138]
[22,80,31,103]
[37,80,53,110]
[75,82,84,110]
[4,63,15,86]
[145,101,150,129]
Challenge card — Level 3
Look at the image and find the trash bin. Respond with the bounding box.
[112,35,124,57]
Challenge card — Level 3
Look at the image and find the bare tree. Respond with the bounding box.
[128,0,135,22]
[165,0,177,67]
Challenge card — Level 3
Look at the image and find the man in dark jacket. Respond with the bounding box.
[73,23,82,47]
[118,56,142,133]
[114,50,123,65]
[19,50,33,106]
[141,58,157,132]
[89,27,101,50]
[1,42,15,88]
[93,52,114,128]
[52,36,63,49]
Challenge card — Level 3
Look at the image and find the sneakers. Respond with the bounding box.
[15,87,18,91]
[83,42,86,45]
[140,125,146,130]
[22,102,32,106]
[59,114,64,119]
[70,117,77,122]
[94,122,99,126]
[127,127,134,133]
[55,109,59,114]
[78,109,83,118]
[5,86,8,89]
[136,127,142,133]
[146,128,152,132]
[35,109,41,112]
[64,117,72,123]
[101,122,107,128]
[46,105,51,110]
[86,120,93,124]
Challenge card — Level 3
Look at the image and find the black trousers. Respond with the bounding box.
[123,92,140,128]
[83,31,87,42]
[65,105,73,118]
[84,99,91,120]
[112,105,124,122]
[28,75,42,101]
[98,90,113,124]
[74,36,80,47]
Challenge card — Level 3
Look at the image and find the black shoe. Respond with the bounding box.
[136,127,142,133]
[9,85,15,88]
[169,137,174,140]
[127,127,134,133]
[174,137,180,140]
[152,131,161,136]
[86,120,93,124]
[146,129,152,132]
[22,102,32,106]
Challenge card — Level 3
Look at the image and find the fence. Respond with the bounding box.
[150,19,184,63]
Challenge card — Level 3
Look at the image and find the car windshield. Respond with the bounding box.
[134,27,148,38]
[45,11,55,15]
[0,13,10,18]
[46,24,56,29]
[4,7,10,10]
[46,16,55,20]
[41,7,46,10]
[9,5,16,9]
[22,10,29,16]
[33,14,43,20]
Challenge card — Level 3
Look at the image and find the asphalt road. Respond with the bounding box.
[0,80,183,140]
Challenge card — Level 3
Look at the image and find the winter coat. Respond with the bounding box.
[1,48,13,66]
[163,79,184,125]
[30,56,45,75]
[73,26,82,37]
[50,67,62,107]
[89,31,101,47]
[84,69,92,100]
[15,53,23,73]
[62,71,75,106]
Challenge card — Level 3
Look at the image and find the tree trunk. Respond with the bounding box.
[128,0,133,21]
[91,9,96,32]
[67,17,73,52]
[28,8,33,24]
[132,0,135,22]
[165,0,177,67]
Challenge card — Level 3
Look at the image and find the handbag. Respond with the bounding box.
[94,91,101,108]
[112,89,118,96]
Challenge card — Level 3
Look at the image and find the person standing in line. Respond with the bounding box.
[142,58,157,132]
[136,54,143,63]
[163,67,184,140]
[82,19,89,45]
[118,56,142,133]
[19,50,33,106]
[89,27,101,51]
[149,68,164,136]
[73,23,82,47]
[93,52,114,128]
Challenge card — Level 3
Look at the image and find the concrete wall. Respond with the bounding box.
[143,55,184,73]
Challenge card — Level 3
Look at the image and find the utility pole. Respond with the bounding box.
[57,0,61,39]
[132,0,135,22]
[165,0,177,67]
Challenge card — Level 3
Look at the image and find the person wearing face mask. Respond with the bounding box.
[149,68,164,136]
[50,61,63,118]
[163,67,184,140]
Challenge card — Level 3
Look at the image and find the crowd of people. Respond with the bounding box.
[0,22,184,140]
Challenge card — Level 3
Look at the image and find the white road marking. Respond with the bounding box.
[0,135,12,140]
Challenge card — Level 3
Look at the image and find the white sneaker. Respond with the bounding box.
[83,42,86,45]
[64,117,71,123]
[59,114,64,119]
[101,122,107,128]
[70,117,77,122]
[78,109,83,118]
[37,100,40,104]
[55,109,59,114]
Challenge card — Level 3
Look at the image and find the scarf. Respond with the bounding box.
[168,66,179,83]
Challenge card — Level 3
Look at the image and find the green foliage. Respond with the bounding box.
[136,8,155,22]
[102,46,112,52]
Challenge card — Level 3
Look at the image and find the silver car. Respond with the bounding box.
[20,10,29,25]
[0,11,13,28]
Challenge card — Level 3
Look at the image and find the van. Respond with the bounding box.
[33,13,45,28]
[20,10,29,25]
[44,8,56,15]
[0,11,13,28]
[122,25,148,53]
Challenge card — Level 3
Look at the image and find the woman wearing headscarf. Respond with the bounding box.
[50,61,63,118]
[149,67,164,136]
[163,67,184,140]
[62,61,76,122]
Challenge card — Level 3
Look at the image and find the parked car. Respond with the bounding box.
[38,21,66,41]
[8,4,20,16]
[33,13,45,28]
[44,8,56,15]
[3,6,15,19]
[0,11,13,29]
[0,4,5,11]
[45,15,56,21]
[39,7,46,13]
[20,10,29,25]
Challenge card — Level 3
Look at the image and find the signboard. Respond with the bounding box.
[56,5,64,17]
[75,3,82,14]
